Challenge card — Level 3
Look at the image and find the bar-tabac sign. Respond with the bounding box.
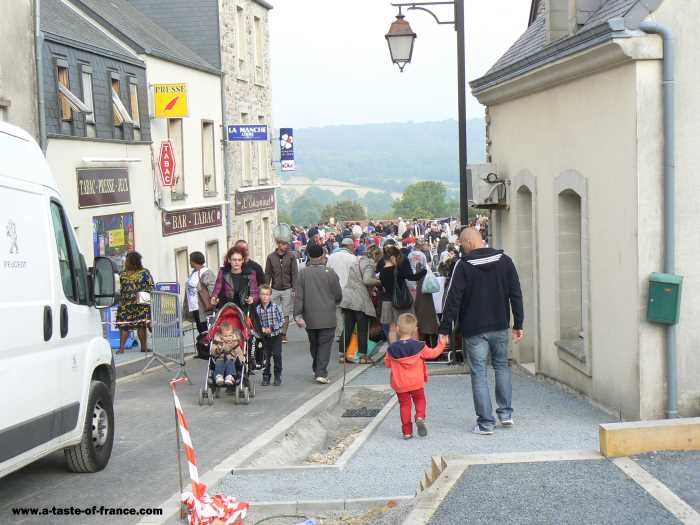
[154,83,188,118]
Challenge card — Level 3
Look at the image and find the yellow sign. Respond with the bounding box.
[154,83,188,118]
[108,229,125,246]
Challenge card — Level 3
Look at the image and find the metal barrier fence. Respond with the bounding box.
[142,290,190,381]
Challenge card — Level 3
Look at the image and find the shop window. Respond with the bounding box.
[92,212,135,271]
[202,121,216,195]
[237,6,247,78]
[175,248,189,287]
[129,77,141,140]
[206,241,220,269]
[168,118,185,199]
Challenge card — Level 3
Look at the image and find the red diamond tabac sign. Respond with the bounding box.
[158,140,176,187]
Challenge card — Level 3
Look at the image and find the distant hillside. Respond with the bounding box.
[283,119,486,193]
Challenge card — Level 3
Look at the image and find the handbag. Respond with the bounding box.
[392,267,413,310]
[422,271,440,294]
[197,270,215,312]
[137,291,151,305]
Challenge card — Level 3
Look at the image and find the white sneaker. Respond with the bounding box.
[315,376,329,384]
[224,375,234,386]
[215,375,224,386]
[471,424,494,435]
[500,417,514,427]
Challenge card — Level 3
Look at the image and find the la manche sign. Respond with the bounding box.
[227,124,268,141]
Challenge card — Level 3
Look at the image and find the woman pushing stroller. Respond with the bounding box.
[211,245,259,309]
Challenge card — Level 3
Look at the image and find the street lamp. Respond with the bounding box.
[385,1,470,226]
[385,14,417,72]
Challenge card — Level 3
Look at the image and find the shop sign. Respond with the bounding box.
[154,83,188,118]
[162,205,223,237]
[77,168,130,208]
[159,140,176,187]
[227,124,268,141]
[92,212,135,271]
[280,128,295,172]
[235,188,276,215]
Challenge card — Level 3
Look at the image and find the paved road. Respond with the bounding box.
[0,326,347,524]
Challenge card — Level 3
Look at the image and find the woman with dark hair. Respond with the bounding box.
[211,246,259,310]
[184,251,217,334]
[116,251,154,353]
[379,245,426,336]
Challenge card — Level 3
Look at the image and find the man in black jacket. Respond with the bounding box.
[439,228,524,435]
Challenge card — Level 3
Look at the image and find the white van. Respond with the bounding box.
[0,122,117,478]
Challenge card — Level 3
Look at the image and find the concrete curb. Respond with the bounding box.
[600,417,700,457]
[136,363,372,524]
[402,450,604,525]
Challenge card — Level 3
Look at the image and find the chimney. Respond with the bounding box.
[545,0,604,43]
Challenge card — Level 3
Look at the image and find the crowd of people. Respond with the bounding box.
[115,212,529,439]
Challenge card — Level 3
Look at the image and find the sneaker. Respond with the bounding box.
[215,375,224,386]
[224,375,234,386]
[261,377,270,386]
[273,377,282,386]
[315,376,329,384]
[416,419,428,437]
[282,337,288,344]
[472,424,494,436]
[403,434,413,440]
[500,417,514,427]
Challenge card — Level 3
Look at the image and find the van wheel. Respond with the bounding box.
[64,381,114,473]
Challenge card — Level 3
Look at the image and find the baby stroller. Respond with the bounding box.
[197,303,256,406]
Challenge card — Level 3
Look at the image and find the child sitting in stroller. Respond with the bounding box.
[211,322,245,386]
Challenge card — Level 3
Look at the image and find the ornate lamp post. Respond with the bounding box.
[385,1,470,225]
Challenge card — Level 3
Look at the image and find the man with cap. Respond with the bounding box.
[294,242,343,384]
[265,235,299,343]
[327,237,358,353]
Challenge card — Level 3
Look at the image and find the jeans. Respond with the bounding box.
[214,358,236,378]
[343,309,369,355]
[262,334,283,379]
[306,327,335,378]
[463,330,512,430]
[396,388,426,436]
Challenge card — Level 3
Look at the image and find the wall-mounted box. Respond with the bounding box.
[647,272,683,325]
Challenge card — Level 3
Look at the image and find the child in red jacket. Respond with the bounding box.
[384,313,445,439]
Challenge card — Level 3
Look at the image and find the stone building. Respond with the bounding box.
[0,0,39,139]
[127,0,278,263]
[470,0,699,420]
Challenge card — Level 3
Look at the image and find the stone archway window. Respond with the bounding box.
[554,171,591,377]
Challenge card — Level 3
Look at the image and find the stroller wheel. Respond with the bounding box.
[207,388,215,405]
[198,388,205,406]
[249,381,256,399]
[233,386,240,405]
[214,387,221,399]
[243,387,250,405]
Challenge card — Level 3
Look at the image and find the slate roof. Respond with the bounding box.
[40,0,143,66]
[473,0,663,91]
[68,0,221,75]
[126,0,222,70]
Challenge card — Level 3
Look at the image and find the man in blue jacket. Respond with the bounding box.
[439,228,524,435]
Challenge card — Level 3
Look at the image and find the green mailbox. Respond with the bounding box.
[647,272,683,325]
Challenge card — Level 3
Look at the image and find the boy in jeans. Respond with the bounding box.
[256,285,285,386]
[385,313,445,439]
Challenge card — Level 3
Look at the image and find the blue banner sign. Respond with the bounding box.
[280,128,295,172]
[227,124,268,141]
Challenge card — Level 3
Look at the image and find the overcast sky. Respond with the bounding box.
[270,0,531,128]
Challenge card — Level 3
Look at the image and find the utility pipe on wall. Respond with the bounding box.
[34,0,47,153]
[639,20,677,418]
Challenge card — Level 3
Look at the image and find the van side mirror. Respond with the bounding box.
[92,257,116,309]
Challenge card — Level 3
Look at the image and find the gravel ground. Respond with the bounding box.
[634,451,700,512]
[428,460,681,525]
[216,365,614,502]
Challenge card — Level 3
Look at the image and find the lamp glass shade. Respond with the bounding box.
[385,15,416,68]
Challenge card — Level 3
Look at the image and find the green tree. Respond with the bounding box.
[338,189,359,202]
[303,186,337,206]
[320,201,367,223]
[392,181,450,218]
[277,210,294,226]
[290,196,321,226]
[363,191,394,218]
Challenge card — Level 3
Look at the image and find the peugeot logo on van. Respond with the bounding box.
[6,219,18,254]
